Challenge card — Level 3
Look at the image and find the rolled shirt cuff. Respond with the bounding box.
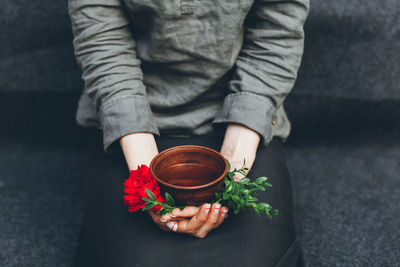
[99,94,160,153]
[212,92,275,147]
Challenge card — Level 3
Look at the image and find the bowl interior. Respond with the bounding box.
[152,146,226,188]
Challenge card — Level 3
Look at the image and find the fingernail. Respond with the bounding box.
[170,214,176,218]
[167,221,178,232]
[222,209,228,217]
[160,217,167,223]
[205,203,211,214]
[214,204,221,214]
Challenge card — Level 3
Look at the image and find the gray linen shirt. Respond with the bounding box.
[68,0,309,153]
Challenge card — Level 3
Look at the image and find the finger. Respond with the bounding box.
[166,218,201,234]
[166,221,179,232]
[180,203,210,233]
[160,206,200,223]
[159,212,172,222]
[215,207,229,228]
[171,206,200,219]
[148,210,160,222]
[164,204,211,234]
[195,203,222,238]
[159,210,178,222]
[148,211,172,232]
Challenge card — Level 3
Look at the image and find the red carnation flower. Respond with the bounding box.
[124,165,165,212]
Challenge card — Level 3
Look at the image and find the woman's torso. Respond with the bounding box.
[76,0,256,135]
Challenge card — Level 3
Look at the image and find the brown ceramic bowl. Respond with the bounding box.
[150,145,228,206]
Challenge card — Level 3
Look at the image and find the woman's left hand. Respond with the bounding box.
[220,123,261,181]
[148,203,229,238]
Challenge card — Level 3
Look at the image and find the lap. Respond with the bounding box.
[73,131,303,267]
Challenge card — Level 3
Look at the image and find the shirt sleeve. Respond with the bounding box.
[212,0,309,146]
[68,0,159,153]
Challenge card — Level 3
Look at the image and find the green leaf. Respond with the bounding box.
[239,169,248,176]
[145,188,157,201]
[142,202,155,211]
[258,202,272,211]
[233,206,240,215]
[254,208,262,216]
[239,178,250,185]
[264,182,272,187]
[223,193,230,200]
[253,184,266,191]
[224,178,229,186]
[255,177,268,183]
[232,195,240,203]
[179,206,185,210]
[248,195,258,202]
[226,183,233,193]
[159,209,168,215]
[142,197,151,203]
[160,206,174,215]
[165,192,175,206]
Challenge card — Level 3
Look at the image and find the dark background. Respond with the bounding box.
[1,0,399,266]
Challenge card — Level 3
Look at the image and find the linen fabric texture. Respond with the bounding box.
[73,131,303,267]
[68,0,309,153]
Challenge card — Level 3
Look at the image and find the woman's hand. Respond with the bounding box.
[119,132,159,171]
[148,203,229,239]
[220,123,260,181]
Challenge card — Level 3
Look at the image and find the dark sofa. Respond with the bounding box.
[1,0,399,266]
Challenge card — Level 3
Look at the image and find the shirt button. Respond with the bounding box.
[181,6,194,14]
[272,121,276,125]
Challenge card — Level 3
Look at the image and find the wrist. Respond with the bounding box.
[120,132,159,171]
[220,123,260,158]
[220,124,260,180]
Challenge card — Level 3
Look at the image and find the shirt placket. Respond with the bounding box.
[181,0,195,15]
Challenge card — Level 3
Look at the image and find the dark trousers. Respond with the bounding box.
[73,131,303,267]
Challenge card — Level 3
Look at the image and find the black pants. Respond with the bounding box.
[73,131,303,267]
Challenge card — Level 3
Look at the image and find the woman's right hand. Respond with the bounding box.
[148,203,229,239]
[119,132,159,171]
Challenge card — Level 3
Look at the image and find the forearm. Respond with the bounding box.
[120,132,159,171]
[69,0,159,152]
[213,0,309,147]
[220,123,260,180]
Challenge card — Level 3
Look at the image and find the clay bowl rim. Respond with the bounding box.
[150,145,228,191]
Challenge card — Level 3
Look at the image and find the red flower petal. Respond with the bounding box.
[123,164,166,212]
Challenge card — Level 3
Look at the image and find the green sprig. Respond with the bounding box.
[142,189,184,215]
[213,160,278,218]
